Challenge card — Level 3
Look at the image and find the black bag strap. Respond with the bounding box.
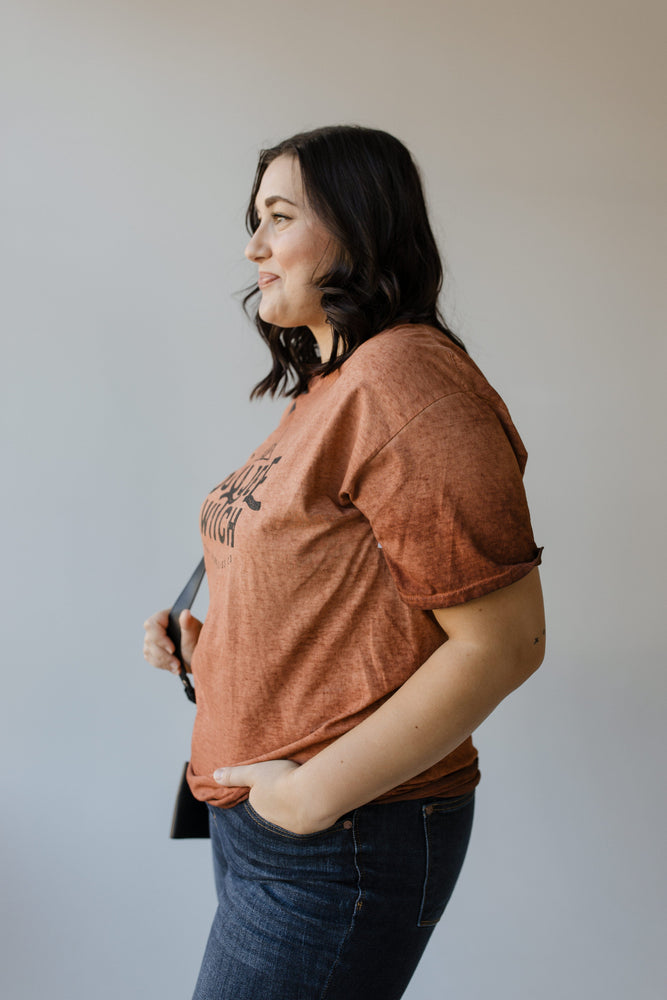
[166,557,206,703]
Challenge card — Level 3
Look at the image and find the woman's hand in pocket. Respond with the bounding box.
[214,759,334,835]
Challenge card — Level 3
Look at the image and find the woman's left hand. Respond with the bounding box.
[213,759,332,835]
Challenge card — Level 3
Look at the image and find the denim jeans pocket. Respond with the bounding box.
[417,792,475,927]
[242,800,346,842]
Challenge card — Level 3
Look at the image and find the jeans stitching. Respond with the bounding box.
[417,806,433,927]
[319,809,364,1000]
[242,800,342,841]
[417,793,475,927]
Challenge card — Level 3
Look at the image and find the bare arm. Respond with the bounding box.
[216,567,546,833]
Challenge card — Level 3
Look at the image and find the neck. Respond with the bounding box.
[311,322,335,363]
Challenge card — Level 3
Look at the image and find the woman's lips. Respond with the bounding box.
[258,273,280,289]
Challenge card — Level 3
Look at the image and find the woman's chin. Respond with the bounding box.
[258,304,290,329]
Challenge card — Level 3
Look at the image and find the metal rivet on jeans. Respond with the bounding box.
[343,820,353,830]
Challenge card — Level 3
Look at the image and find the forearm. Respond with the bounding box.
[214,571,545,834]
[293,635,540,830]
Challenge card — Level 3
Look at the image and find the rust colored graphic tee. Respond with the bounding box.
[188,325,542,807]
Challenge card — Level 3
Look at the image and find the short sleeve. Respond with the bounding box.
[349,391,543,609]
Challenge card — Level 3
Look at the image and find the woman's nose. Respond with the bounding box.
[245,227,268,262]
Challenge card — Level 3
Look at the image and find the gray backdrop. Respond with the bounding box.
[2,1,665,997]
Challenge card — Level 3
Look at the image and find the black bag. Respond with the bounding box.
[170,761,210,839]
[166,558,211,839]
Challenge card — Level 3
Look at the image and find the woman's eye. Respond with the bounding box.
[253,213,289,232]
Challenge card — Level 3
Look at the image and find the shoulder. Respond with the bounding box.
[338,324,494,414]
[327,324,528,471]
[345,323,461,380]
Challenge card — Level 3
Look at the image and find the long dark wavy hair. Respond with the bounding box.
[242,124,466,398]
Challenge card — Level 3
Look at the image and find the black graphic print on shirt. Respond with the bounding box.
[200,445,282,549]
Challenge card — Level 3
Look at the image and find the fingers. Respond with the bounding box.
[179,610,203,665]
[213,765,255,787]
[142,609,180,674]
[143,609,203,674]
[143,608,169,630]
[213,759,299,787]
[179,609,204,635]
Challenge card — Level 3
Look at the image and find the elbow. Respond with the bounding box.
[493,625,545,695]
[531,622,547,671]
[526,645,545,679]
[513,629,546,686]
[502,566,546,685]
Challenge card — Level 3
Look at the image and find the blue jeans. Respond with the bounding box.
[192,791,474,1000]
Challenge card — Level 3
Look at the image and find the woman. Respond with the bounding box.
[144,124,545,1000]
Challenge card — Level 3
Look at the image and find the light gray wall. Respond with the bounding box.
[2,1,665,997]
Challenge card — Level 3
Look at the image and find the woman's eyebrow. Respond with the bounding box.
[255,195,298,211]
